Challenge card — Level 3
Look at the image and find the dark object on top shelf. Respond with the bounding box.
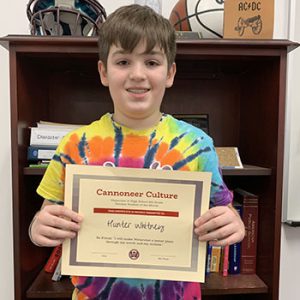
[27,0,106,36]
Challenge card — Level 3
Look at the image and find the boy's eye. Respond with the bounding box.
[116,60,129,66]
[146,60,160,67]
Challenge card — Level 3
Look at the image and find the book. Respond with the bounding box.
[29,164,49,168]
[222,244,229,276]
[234,188,258,274]
[37,120,83,129]
[205,244,213,274]
[228,202,243,274]
[228,241,241,274]
[44,244,62,273]
[223,191,234,276]
[210,246,222,272]
[29,121,82,147]
[27,146,56,162]
[51,257,62,281]
[215,147,243,169]
[30,127,72,147]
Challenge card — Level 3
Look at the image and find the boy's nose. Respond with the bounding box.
[129,64,146,80]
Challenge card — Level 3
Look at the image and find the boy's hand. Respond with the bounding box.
[194,205,245,247]
[30,201,83,247]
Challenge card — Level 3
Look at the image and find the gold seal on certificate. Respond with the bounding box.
[62,165,211,282]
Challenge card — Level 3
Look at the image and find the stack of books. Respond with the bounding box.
[206,244,230,276]
[28,121,82,168]
[205,188,258,276]
[44,244,63,281]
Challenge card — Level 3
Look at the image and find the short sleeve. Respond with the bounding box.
[36,138,68,202]
[201,138,233,207]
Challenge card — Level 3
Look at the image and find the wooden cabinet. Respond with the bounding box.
[1,35,298,300]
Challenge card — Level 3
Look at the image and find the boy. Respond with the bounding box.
[29,4,245,300]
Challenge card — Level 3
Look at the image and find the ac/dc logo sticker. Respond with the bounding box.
[129,249,140,260]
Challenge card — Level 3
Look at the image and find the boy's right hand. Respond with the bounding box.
[30,200,83,247]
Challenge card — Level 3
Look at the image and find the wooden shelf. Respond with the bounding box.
[24,164,271,176]
[222,164,272,176]
[27,270,267,298]
[202,273,268,295]
[24,167,48,176]
[27,270,73,299]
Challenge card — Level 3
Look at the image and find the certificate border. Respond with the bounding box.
[69,174,203,273]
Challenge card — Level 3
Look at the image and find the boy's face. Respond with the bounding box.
[98,40,176,129]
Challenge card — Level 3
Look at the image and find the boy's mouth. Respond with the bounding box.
[127,88,150,94]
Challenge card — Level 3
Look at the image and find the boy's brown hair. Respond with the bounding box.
[97,4,177,69]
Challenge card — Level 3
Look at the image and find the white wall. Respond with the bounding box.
[279,0,300,298]
[0,0,294,299]
[282,0,300,221]
[0,2,28,298]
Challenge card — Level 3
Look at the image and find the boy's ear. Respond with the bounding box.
[166,62,177,88]
[98,60,109,87]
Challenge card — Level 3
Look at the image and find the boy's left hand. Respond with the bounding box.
[194,205,245,247]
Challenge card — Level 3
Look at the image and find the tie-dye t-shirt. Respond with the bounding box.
[37,113,232,300]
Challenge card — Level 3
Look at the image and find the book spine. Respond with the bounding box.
[27,146,56,161]
[228,203,242,274]
[210,246,221,272]
[235,189,258,274]
[206,244,213,275]
[30,128,70,146]
[44,244,62,273]
[51,257,62,281]
[241,200,258,274]
[228,241,241,274]
[222,245,229,276]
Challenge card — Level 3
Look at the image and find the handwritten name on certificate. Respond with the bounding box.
[62,165,211,282]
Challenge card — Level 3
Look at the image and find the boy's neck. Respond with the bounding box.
[111,112,163,130]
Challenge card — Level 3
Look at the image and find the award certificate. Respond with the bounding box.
[62,164,211,282]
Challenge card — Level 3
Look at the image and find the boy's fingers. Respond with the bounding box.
[207,232,244,247]
[195,213,230,235]
[40,226,77,240]
[35,235,64,247]
[194,206,226,226]
[47,215,81,232]
[42,204,83,223]
[197,223,233,241]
